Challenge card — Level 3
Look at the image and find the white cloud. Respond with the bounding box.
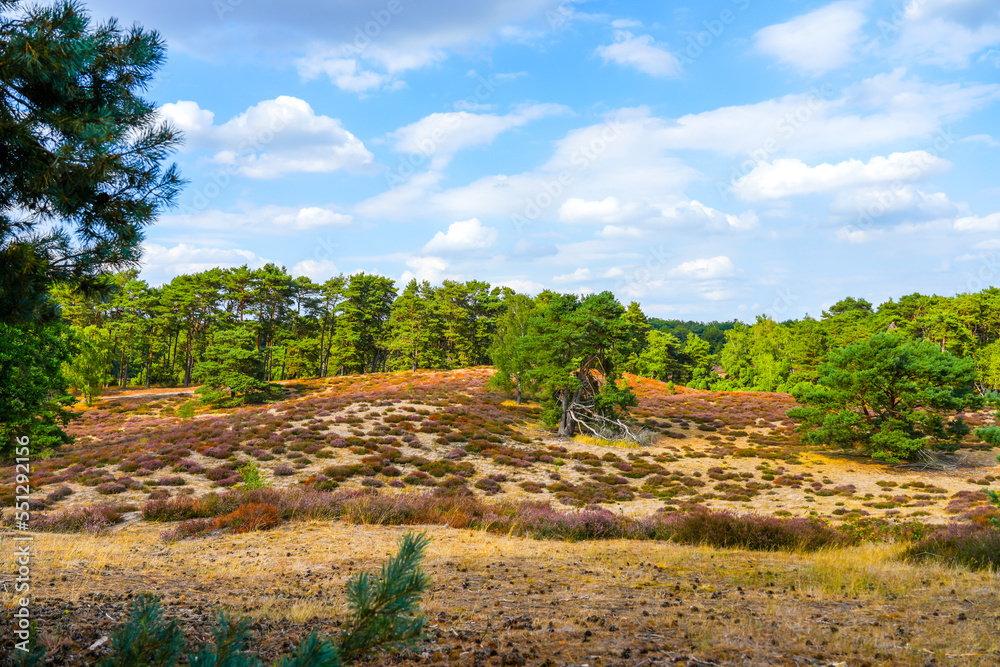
[88,0,566,89]
[558,197,625,224]
[754,1,868,74]
[140,243,270,285]
[292,259,340,282]
[670,256,739,279]
[497,278,545,294]
[895,0,1000,67]
[389,104,569,168]
[160,205,353,232]
[660,201,759,231]
[955,212,1000,231]
[158,96,375,178]
[400,256,450,284]
[553,267,591,283]
[295,57,393,93]
[596,31,681,77]
[733,151,951,200]
[422,218,497,253]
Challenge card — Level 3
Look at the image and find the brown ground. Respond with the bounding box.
[2,522,998,666]
[4,371,1000,666]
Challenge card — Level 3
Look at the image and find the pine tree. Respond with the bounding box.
[1,0,183,324]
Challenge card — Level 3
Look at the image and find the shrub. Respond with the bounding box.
[273,464,295,476]
[142,497,212,522]
[156,476,187,487]
[31,503,124,533]
[217,503,282,533]
[98,595,185,667]
[45,485,73,502]
[649,508,845,551]
[903,523,1000,571]
[237,461,269,490]
[95,481,128,495]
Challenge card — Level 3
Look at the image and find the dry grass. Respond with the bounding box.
[2,521,998,665]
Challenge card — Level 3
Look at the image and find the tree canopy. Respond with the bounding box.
[787,333,983,462]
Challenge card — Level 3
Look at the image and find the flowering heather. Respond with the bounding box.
[30,504,124,533]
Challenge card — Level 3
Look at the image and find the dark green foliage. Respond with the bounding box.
[506,290,639,437]
[194,325,275,404]
[273,633,340,667]
[99,594,185,667]
[186,613,261,667]
[0,321,76,457]
[788,333,983,462]
[1,0,183,324]
[975,426,1000,447]
[338,531,431,662]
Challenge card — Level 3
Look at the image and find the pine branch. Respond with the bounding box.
[98,594,185,667]
[337,532,431,663]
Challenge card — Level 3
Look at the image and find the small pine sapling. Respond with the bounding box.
[273,633,341,667]
[237,462,269,491]
[337,532,431,663]
[99,594,185,667]
[187,612,261,667]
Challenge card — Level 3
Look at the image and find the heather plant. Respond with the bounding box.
[903,523,1000,571]
[31,503,123,533]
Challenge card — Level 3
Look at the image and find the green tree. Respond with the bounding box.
[1,0,183,324]
[636,329,683,382]
[63,324,111,406]
[193,325,273,404]
[487,291,535,403]
[515,291,637,437]
[788,332,984,463]
[0,321,76,456]
[333,273,396,374]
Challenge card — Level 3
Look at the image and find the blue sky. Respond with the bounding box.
[85,0,1000,321]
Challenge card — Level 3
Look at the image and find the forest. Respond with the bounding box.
[41,266,1000,397]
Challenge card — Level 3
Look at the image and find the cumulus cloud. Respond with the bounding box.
[158,96,375,177]
[292,259,340,282]
[558,197,627,224]
[895,0,1000,67]
[160,205,353,232]
[422,218,498,253]
[389,104,569,168]
[955,212,1000,232]
[670,256,740,279]
[140,243,270,285]
[553,267,591,283]
[754,1,868,74]
[596,31,681,77]
[732,151,951,200]
[400,256,450,284]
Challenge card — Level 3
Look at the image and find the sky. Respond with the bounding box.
[82,0,1000,322]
